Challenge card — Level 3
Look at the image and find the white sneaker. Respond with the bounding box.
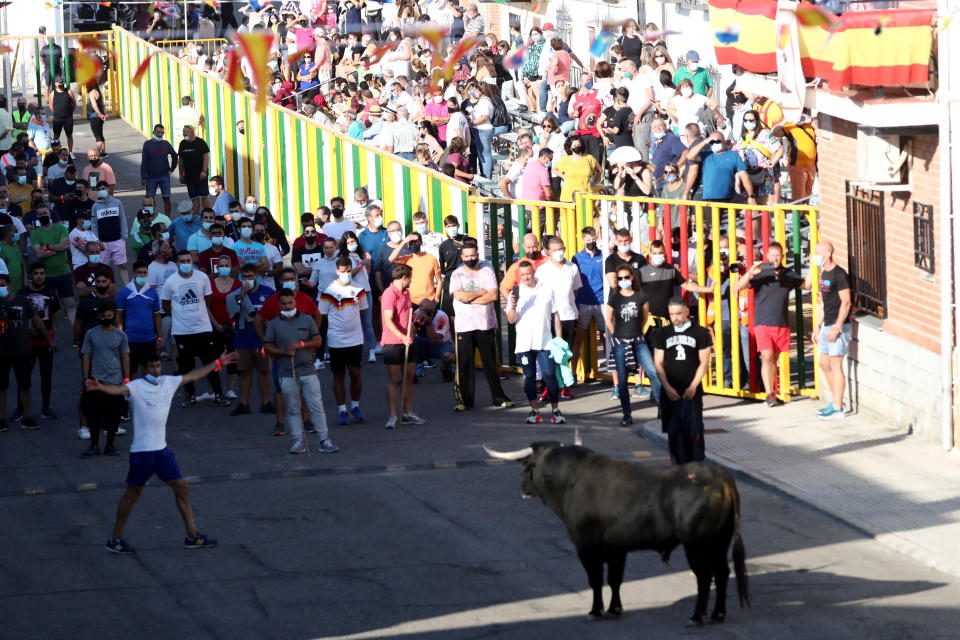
[316,359,327,370]
[402,413,426,425]
[318,438,339,453]
[115,426,127,436]
[196,392,215,402]
[289,440,306,454]
[385,415,398,430]
[368,349,377,363]
[314,358,321,369]
[78,426,90,440]
[224,390,238,399]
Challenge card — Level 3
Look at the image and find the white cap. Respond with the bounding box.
[177,200,194,214]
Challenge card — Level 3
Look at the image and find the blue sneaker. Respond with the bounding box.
[817,404,835,417]
[610,386,620,399]
[818,406,845,420]
[337,410,349,425]
[105,538,135,554]
[350,406,365,422]
[415,363,425,377]
[183,533,217,549]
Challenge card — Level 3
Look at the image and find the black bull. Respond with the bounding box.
[485,442,750,626]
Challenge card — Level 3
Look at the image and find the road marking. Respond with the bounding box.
[0,452,668,499]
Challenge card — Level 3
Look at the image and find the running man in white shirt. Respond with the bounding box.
[91,350,239,554]
[534,236,581,398]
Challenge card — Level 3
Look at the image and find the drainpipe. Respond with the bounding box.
[938,0,957,451]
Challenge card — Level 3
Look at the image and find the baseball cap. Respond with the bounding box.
[542,22,555,30]
[686,50,700,62]
[177,200,194,214]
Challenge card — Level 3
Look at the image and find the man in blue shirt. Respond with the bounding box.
[358,205,387,262]
[168,200,203,252]
[227,262,275,415]
[207,175,235,217]
[139,124,178,217]
[686,131,755,204]
[571,226,606,377]
[116,261,163,371]
[649,118,688,180]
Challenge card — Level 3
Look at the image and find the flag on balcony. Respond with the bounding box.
[708,0,935,89]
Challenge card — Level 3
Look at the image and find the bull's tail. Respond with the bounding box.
[730,481,751,609]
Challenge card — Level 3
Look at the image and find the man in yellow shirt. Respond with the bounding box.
[389,232,441,305]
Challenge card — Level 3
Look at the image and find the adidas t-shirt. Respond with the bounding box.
[160,270,213,335]
[319,281,369,348]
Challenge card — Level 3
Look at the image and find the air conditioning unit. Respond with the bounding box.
[857,126,909,185]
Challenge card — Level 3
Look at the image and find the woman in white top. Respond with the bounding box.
[339,231,377,362]
[592,60,616,110]
[383,30,412,79]
[467,83,495,179]
[667,78,720,135]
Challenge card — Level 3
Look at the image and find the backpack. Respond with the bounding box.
[492,96,511,130]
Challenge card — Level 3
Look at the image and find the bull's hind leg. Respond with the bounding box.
[710,548,731,623]
[577,548,606,619]
[606,550,627,617]
[683,545,712,627]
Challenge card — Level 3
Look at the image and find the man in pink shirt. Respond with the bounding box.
[380,263,425,429]
[423,90,450,143]
[521,148,555,201]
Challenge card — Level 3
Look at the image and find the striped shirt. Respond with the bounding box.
[390,119,419,154]
[318,281,368,348]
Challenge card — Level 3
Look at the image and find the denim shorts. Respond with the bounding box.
[817,324,852,357]
[145,175,171,198]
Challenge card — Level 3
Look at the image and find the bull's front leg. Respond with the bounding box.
[577,548,605,619]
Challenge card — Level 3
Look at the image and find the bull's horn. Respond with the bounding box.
[483,445,534,461]
[574,427,582,446]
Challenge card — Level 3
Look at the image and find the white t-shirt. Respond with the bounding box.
[348,253,371,292]
[318,280,369,348]
[513,282,555,353]
[419,230,444,262]
[535,260,582,322]
[471,97,494,131]
[322,218,358,241]
[127,375,182,453]
[431,309,452,342]
[160,269,213,335]
[69,228,98,269]
[622,76,653,116]
[670,94,708,132]
[264,242,282,266]
[504,160,526,198]
[148,260,177,289]
[446,111,470,145]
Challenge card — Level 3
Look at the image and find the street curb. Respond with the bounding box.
[638,419,960,580]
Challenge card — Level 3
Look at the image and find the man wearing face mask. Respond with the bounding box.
[79,300,131,459]
[87,180,128,284]
[227,263,275,416]
[389,232,441,306]
[232,218,270,278]
[26,107,53,166]
[17,262,61,422]
[673,50,714,98]
[81,149,116,195]
[169,200,203,252]
[187,208,229,262]
[639,240,713,330]
[649,118,688,180]
[374,221,410,297]
[0,273,56,432]
[535,237,581,399]
[207,175,235,218]
[130,195,171,243]
[177,125,211,216]
[572,227,606,377]
[615,59,655,161]
[198,223,240,276]
[160,251,229,408]
[450,239,513,411]
[45,146,72,183]
[319,258,368,425]
[438,215,468,320]
[308,237,342,299]
[411,211,444,261]
[685,131,754,205]
[357,205,387,259]
[254,221,283,286]
[73,242,116,298]
[0,225,25,291]
[30,202,76,304]
[48,165,83,227]
[116,261,163,373]
[322,196,356,241]
[140,124,178,217]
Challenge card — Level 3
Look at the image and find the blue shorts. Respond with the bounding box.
[415,338,453,360]
[126,447,183,486]
[46,273,74,299]
[818,324,852,357]
[186,180,208,200]
[145,175,171,198]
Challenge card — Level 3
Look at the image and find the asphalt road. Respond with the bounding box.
[2,119,959,640]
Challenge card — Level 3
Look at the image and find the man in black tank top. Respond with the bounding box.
[47,76,77,154]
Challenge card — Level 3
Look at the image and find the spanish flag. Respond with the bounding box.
[709,0,934,89]
[237,32,275,113]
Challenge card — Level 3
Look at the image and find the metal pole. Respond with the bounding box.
[0,6,11,110]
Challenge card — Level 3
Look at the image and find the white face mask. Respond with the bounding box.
[389,231,403,243]
[617,243,631,253]
[346,242,358,253]
[373,216,383,227]
[617,279,633,289]
[650,253,666,266]
[338,272,352,284]
[280,308,297,318]
[710,142,724,154]
[680,87,693,98]
[445,226,459,238]
[245,202,257,214]
[675,320,692,332]
[551,250,565,261]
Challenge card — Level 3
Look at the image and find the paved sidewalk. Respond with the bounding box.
[640,396,960,578]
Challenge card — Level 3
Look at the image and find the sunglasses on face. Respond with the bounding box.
[744,118,757,123]
[663,171,677,175]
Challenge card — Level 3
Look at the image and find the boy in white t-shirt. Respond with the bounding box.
[69,214,98,269]
[318,258,368,425]
[89,350,239,554]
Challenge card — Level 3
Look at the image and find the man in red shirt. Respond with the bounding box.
[254,267,322,436]
[499,233,547,302]
[380,263,423,430]
[291,212,326,251]
[197,224,240,276]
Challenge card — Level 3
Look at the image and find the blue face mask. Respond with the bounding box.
[11,232,20,242]
[282,280,297,290]
[0,286,8,297]
[88,254,101,264]
[664,174,677,183]
[182,214,194,222]
[16,175,26,184]
[813,254,825,268]
[218,266,231,277]
[202,221,213,231]
[652,131,666,140]
[584,81,594,89]
[178,263,193,274]
[82,219,92,230]
[241,227,253,239]
[144,373,160,384]
[134,276,147,287]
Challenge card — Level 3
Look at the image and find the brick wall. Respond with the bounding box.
[816,115,942,354]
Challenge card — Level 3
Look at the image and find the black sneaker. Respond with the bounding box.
[213,394,231,407]
[40,408,58,420]
[181,395,198,408]
[19,417,39,430]
[304,420,317,434]
[183,533,217,549]
[272,422,285,437]
[619,416,634,427]
[441,369,454,383]
[103,444,121,456]
[0,420,8,432]
[229,403,250,416]
[105,538,135,554]
[81,445,102,458]
[259,402,274,414]
[8,408,23,423]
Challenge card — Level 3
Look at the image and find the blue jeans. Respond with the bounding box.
[396,151,415,161]
[720,320,749,389]
[613,338,661,418]
[518,349,558,404]
[471,127,494,179]
[538,77,549,112]
[360,306,376,351]
[145,175,171,198]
